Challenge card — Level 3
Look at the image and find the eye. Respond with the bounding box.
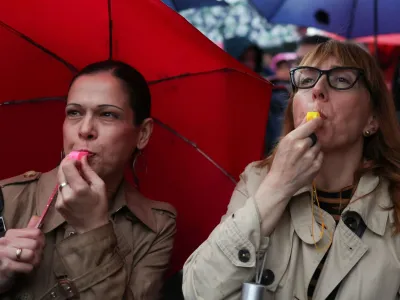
[301,77,315,84]
[66,110,81,117]
[336,76,351,83]
[100,112,119,119]
[298,76,316,87]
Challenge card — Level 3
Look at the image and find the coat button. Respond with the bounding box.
[260,269,275,285]
[238,249,251,263]
[344,216,359,232]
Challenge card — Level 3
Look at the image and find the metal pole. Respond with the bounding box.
[373,0,378,58]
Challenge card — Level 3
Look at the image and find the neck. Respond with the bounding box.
[315,142,363,191]
[103,173,124,200]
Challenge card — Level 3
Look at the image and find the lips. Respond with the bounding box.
[316,110,327,120]
[75,149,95,156]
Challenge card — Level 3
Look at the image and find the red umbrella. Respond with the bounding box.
[0,0,272,274]
[356,34,400,46]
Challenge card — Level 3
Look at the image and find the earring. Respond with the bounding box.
[364,130,371,137]
[132,149,142,170]
[60,150,65,162]
[132,149,147,189]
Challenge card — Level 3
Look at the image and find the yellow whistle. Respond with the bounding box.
[306,111,320,122]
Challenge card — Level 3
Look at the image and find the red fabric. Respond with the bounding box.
[356,34,400,46]
[0,0,272,274]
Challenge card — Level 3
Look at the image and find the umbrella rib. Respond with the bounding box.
[254,0,287,21]
[153,118,237,184]
[171,0,179,10]
[108,0,113,59]
[0,96,66,106]
[149,67,265,85]
[0,98,237,184]
[346,0,359,38]
[0,21,78,74]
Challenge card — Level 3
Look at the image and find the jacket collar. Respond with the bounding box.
[289,172,392,243]
[36,168,157,233]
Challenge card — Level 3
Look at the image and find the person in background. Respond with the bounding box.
[264,36,332,156]
[0,60,176,299]
[296,35,331,64]
[267,52,297,90]
[264,53,297,155]
[183,40,400,300]
[262,52,274,77]
[223,37,264,74]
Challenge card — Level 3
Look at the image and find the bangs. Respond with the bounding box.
[300,40,367,70]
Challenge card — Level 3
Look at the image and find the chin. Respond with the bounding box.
[315,134,331,150]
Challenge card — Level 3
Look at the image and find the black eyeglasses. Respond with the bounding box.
[290,66,371,92]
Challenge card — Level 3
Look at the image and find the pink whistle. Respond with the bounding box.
[68,151,89,161]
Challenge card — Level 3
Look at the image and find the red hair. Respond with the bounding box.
[260,40,400,233]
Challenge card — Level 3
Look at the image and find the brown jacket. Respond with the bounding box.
[0,168,176,300]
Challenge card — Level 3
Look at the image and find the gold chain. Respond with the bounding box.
[311,182,333,251]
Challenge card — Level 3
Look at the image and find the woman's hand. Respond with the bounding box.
[254,117,323,236]
[260,117,323,197]
[0,216,45,293]
[56,155,109,234]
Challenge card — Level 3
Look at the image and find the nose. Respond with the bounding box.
[312,75,329,102]
[78,115,97,141]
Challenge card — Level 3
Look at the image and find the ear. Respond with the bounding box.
[363,114,379,135]
[136,118,154,150]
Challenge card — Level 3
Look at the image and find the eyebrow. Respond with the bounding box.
[66,103,124,111]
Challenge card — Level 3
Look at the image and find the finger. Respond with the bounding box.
[26,216,40,229]
[292,139,314,157]
[0,257,34,274]
[6,229,43,240]
[291,117,323,140]
[80,155,103,187]
[59,158,88,191]
[303,142,321,160]
[309,142,322,158]
[312,151,324,170]
[55,188,73,212]
[299,116,308,126]
[8,237,43,251]
[1,246,35,264]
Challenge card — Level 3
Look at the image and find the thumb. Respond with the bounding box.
[26,216,41,229]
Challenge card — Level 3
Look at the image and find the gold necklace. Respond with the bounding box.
[311,182,334,251]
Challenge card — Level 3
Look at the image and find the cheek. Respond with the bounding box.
[332,94,371,125]
[104,126,137,152]
[292,93,312,127]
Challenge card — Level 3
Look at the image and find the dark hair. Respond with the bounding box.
[276,60,290,70]
[69,60,151,126]
[239,44,264,73]
[299,35,331,46]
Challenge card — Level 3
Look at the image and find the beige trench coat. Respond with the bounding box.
[0,168,176,300]
[183,162,400,300]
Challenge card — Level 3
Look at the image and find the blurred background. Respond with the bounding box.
[164,0,400,112]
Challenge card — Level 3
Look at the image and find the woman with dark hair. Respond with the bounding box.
[0,60,176,299]
[183,40,400,299]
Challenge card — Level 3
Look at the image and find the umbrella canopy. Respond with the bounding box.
[162,0,227,10]
[251,0,400,38]
[180,1,299,49]
[0,0,271,274]
[356,34,400,45]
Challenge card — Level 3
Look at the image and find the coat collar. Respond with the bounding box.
[36,168,157,233]
[289,172,392,243]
